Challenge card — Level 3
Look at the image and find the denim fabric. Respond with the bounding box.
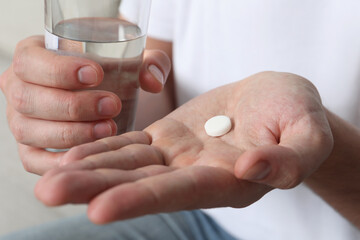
[0,210,239,240]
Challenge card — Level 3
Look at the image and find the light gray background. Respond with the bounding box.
[0,1,86,236]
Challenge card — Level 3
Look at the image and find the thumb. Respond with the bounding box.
[139,49,171,93]
[234,138,331,189]
[234,145,305,189]
[234,113,333,189]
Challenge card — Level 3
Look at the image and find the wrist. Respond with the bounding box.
[306,108,360,182]
[305,108,360,228]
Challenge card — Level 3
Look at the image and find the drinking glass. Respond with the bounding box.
[44,0,152,135]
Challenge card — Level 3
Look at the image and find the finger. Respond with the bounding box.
[13,36,104,89]
[234,121,333,189]
[35,165,171,206]
[62,143,164,172]
[234,145,303,189]
[87,166,270,224]
[4,74,121,121]
[61,131,151,164]
[18,144,66,175]
[7,106,117,149]
[139,50,171,93]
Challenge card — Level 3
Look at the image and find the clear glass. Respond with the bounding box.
[44,0,152,135]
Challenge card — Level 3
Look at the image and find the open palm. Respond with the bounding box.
[35,72,333,224]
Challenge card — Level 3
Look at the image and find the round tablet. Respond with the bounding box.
[204,115,232,137]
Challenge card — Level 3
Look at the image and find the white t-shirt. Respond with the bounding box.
[148,1,360,240]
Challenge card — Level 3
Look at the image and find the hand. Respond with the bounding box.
[35,71,333,224]
[0,35,171,175]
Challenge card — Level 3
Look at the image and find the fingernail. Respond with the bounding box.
[94,122,113,139]
[98,97,118,116]
[243,161,272,181]
[78,66,98,85]
[148,65,165,85]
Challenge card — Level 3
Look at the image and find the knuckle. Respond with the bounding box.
[17,144,33,173]
[20,157,32,173]
[49,55,67,85]
[13,45,29,78]
[255,71,273,76]
[12,125,26,143]
[61,145,86,165]
[15,37,29,51]
[9,84,31,114]
[60,126,75,147]
[253,71,277,79]
[65,94,82,120]
[9,119,26,143]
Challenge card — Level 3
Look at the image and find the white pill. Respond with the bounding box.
[204,115,232,137]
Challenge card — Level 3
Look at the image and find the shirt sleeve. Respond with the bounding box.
[147,0,175,42]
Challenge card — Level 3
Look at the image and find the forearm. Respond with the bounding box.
[306,109,360,228]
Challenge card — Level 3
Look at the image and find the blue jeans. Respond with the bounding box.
[1,210,238,240]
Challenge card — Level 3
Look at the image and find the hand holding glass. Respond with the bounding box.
[45,0,151,134]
